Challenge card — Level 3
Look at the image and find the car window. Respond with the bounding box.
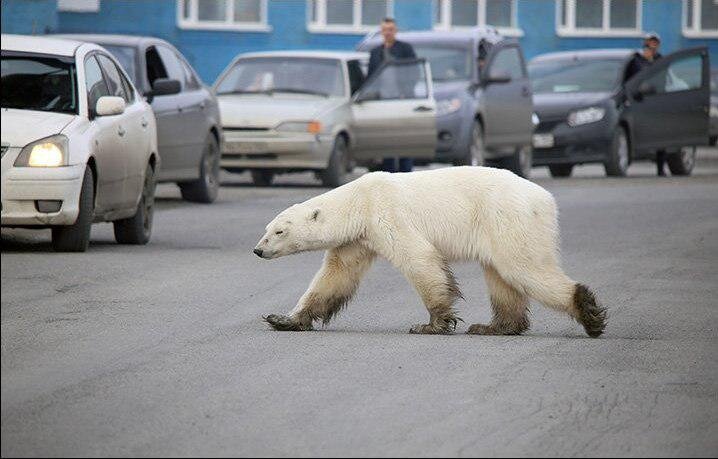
[96,54,128,101]
[358,60,428,101]
[347,59,365,95]
[489,47,524,80]
[529,58,624,94]
[642,54,704,94]
[102,44,137,85]
[1,54,78,114]
[84,55,110,114]
[413,45,472,82]
[155,45,186,91]
[180,57,201,90]
[146,46,168,88]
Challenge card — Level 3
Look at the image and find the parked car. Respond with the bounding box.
[357,27,535,178]
[1,34,159,251]
[214,50,436,187]
[529,48,711,177]
[710,69,717,146]
[56,34,222,203]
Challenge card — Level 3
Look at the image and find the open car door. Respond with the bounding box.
[350,58,436,161]
[625,47,710,151]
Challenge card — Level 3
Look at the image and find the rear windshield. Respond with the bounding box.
[413,45,472,82]
[102,44,138,85]
[1,52,78,114]
[529,58,624,94]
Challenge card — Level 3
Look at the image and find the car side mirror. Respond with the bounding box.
[146,78,181,102]
[95,96,126,117]
[634,82,657,100]
[485,70,512,85]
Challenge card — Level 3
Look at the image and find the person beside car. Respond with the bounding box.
[368,17,417,173]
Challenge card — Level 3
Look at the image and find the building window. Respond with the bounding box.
[683,0,718,37]
[177,0,270,31]
[308,0,394,34]
[58,0,100,12]
[433,0,522,36]
[557,0,643,37]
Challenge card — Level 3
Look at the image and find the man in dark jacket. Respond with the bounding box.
[368,18,417,173]
[625,32,668,176]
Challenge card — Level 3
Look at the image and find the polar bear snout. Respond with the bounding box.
[253,248,265,258]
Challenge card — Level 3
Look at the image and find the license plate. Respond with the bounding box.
[225,142,268,154]
[532,133,554,149]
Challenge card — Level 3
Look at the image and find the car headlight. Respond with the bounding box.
[14,135,68,167]
[710,105,718,118]
[532,112,540,126]
[436,98,462,117]
[275,121,323,134]
[567,107,605,127]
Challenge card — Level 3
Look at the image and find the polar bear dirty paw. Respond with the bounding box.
[264,314,313,331]
[466,321,527,336]
[409,316,460,335]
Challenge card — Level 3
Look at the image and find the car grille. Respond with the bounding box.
[536,118,565,134]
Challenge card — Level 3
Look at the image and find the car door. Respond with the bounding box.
[154,45,205,181]
[350,58,436,161]
[480,41,533,148]
[83,54,127,212]
[625,47,710,151]
[97,53,150,207]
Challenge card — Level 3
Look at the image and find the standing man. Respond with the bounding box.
[368,17,417,173]
[625,32,667,176]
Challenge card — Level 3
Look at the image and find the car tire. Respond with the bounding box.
[666,146,696,176]
[113,163,155,245]
[51,165,94,252]
[498,145,532,179]
[320,135,350,188]
[604,127,630,177]
[454,121,484,167]
[548,164,574,178]
[251,169,275,187]
[179,134,220,203]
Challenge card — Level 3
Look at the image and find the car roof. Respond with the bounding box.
[531,48,636,63]
[1,33,84,57]
[357,27,504,49]
[52,33,170,48]
[235,50,368,61]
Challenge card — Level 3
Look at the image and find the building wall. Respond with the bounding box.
[2,0,715,84]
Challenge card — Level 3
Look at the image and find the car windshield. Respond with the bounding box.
[102,44,137,84]
[1,53,77,114]
[529,58,624,94]
[711,71,717,96]
[215,57,344,97]
[413,45,472,82]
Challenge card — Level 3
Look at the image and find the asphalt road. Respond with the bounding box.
[2,150,718,457]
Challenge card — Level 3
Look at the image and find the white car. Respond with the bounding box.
[1,34,159,252]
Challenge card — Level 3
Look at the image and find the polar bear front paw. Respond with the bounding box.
[264,314,313,331]
[409,323,454,335]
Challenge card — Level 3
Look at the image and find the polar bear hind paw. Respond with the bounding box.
[264,314,313,331]
[409,316,461,335]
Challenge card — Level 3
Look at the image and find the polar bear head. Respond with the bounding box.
[253,202,333,259]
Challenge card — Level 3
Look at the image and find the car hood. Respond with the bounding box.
[532,92,612,119]
[1,109,76,147]
[217,94,343,129]
[433,80,471,100]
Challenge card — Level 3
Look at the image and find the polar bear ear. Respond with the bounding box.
[310,209,320,221]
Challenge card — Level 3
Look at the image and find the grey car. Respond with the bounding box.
[357,27,534,178]
[710,69,717,146]
[57,34,223,203]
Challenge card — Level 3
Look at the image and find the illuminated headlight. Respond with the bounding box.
[436,98,462,116]
[14,135,68,167]
[710,105,718,118]
[532,112,540,126]
[567,107,605,127]
[275,121,322,134]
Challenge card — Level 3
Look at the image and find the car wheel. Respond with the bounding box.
[179,134,220,203]
[113,163,155,245]
[499,145,532,179]
[548,164,574,178]
[251,169,275,187]
[454,121,484,167]
[320,135,350,188]
[666,146,696,176]
[51,165,94,252]
[604,127,630,177]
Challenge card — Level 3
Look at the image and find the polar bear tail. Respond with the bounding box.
[573,284,607,338]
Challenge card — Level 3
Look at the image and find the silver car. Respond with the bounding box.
[214,51,437,187]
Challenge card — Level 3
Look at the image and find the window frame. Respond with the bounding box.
[682,0,718,38]
[556,0,644,37]
[177,0,271,32]
[432,0,523,37]
[307,0,395,34]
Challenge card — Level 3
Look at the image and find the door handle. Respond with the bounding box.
[118,126,126,137]
[522,86,531,97]
[413,105,434,112]
[141,118,148,128]
[199,101,206,110]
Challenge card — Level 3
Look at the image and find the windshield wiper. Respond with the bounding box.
[216,89,271,95]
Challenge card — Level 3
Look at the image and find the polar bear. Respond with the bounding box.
[254,167,606,337]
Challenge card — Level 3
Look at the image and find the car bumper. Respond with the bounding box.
[709,114,718,137]
[434,110,472,162]
[220,130,335,170]
[532,116,614,166]
[1,152,85,227]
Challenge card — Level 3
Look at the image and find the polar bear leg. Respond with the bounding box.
[389,243,462,335]
[265,243,375,331]
[467,264,530,335]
